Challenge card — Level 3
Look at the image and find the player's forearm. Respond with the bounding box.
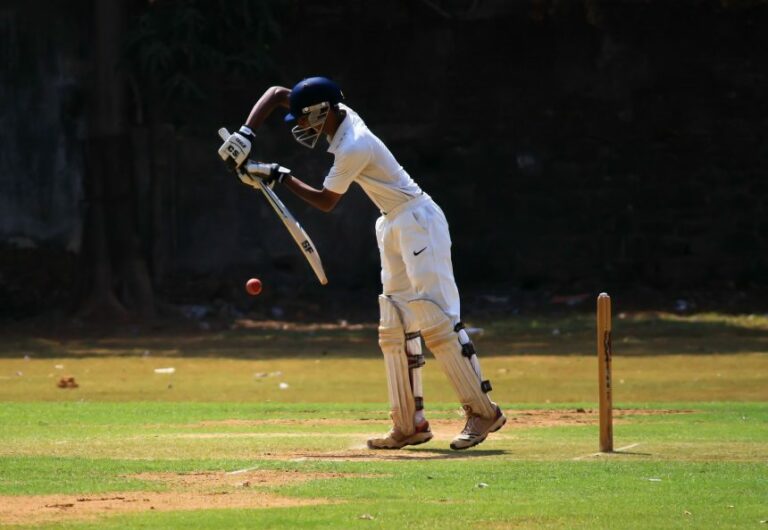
[244,86,291,130]
[282,176,339,213]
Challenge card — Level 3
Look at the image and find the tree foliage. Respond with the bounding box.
[122,0,281,122]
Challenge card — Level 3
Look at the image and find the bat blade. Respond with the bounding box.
[258,185,328,285]
[216,127,328,285]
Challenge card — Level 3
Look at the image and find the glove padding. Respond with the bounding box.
[241,161,291,188]
[217,125,255,168]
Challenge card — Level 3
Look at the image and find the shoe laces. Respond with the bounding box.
[461,414,482,436]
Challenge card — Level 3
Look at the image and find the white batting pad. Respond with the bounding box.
[409,299,496,418]
[378,295,417,436]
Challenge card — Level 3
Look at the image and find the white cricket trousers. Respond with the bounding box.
[375,194,461,324]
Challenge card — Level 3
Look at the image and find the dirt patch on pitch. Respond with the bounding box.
[189,408,692,431]
[0,469,347,525]
[505,407,693,427]
[130,469,361,488]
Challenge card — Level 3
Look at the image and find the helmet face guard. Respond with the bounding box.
[290,102,330,149]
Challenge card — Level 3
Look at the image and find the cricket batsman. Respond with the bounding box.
[218,77,506,450]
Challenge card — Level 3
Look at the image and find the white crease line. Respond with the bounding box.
[573,442,641,460]
[226,466,260,475]
[138,432,372,440]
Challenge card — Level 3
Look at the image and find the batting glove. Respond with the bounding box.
[244,161,291,187]
[217,125,256,169]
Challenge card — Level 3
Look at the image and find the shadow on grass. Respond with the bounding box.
[575,449,654,460]
[1,312,767,359]
[403,448,510,460]
[295,449,509,461]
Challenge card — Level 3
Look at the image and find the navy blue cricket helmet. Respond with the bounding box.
[284,77,344,123]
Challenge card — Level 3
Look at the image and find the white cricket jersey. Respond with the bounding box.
[323,103,422,214]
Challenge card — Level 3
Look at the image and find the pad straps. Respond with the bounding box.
[454,322,493,393]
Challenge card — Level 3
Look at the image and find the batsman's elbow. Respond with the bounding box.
[318,189,342,212]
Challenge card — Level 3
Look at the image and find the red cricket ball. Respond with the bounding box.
[245,278,262,296]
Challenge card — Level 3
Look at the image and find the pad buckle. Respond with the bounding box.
[408,354,426,369]
[454,322,476,358]
[481,380,493,393]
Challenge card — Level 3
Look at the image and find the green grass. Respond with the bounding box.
[0,401,765,462]
[0,311,767,528]
[4,458,766,529]
[1,402,766,528]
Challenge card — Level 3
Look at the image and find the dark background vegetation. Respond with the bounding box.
[1,0,767,327]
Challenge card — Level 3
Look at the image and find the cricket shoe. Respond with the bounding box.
[450,404,506,450]
[367,420,433,450]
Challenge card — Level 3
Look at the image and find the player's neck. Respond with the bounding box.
[325,108,347,139]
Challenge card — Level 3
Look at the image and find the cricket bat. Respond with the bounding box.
[218,128,328,286]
